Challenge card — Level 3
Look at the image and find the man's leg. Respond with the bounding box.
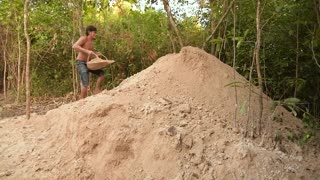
[80,86,88,99]
[94,75,105,94]
[89,69,105,94]
[76,61,90,99]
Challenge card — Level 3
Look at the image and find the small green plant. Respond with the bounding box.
[287,131,295,142]
[285,129,315,146]
[302,111,319,129]
[274,97,318,146]
[298,131,315,146]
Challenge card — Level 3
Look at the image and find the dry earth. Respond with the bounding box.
[0,47,319,180]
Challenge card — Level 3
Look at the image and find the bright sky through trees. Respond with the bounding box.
[134,0,201,18]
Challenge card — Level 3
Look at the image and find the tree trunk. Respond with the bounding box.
[168,25,177,53]
[72,0,84,99]
[314,0,320,26]
[79,0,85,36]
[3,51,7,99]
[16,31,22,103]
[311,29,320,69]
[24,0,31,119]
[294,23,299,98]
[72,36,77,99]
[254,0,263,135]
[218,21,228,59]
[202,0,235,49]
[210,18,216,54]
[232,0,238,128]
[245,49,256,138]
[21,64,26,89]
[163,0,183,48]
[219,0,229,58]
[3,27,9,100]
[72,0,85,36]
[72,12,77,99]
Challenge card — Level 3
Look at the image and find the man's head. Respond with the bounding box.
[86,25,97,39]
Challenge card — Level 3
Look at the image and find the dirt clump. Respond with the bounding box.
[0,46,319,180]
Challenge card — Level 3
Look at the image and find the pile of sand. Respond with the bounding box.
[0,47,319,179]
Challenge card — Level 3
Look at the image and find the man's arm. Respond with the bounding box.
[72,37,92,55]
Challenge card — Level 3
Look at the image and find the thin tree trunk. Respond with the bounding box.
[72,0,85,36]
[72,36,77,99]
[218,21,228,59]
[220,0,229,58]
[168,26,177,53]
[203,0,235,49]
[255,0,263,135]
[163,0,183,48]
[76,61,79,95]
[72,11,77,100]
[232,0,238,128]
[314,0,320,26]
[16,31,22,103]
[294,23,299,98]
[21,64,26,89]
[71,0,84,99]
[311,29,320,69]
[263,40,268,94]
[24,0,31,119]
[79,0,85,36]
[245,49,255,138]
[3,27,9,99]
[210,19,216,54]
[76,3,82,94]
[8,64,14,90]
[3,51,7,99]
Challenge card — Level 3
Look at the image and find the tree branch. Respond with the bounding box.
[311,36,320,69]
[202,0,235,49]
[163,0,183,48]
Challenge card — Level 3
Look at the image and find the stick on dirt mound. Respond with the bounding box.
[0,46,319,180]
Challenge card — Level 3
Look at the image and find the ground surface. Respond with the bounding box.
[0,47,319,180]
[0,95,74,119]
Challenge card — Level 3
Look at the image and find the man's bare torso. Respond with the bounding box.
[76,37,93,61]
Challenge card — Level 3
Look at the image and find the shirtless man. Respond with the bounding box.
[72,25,105,99]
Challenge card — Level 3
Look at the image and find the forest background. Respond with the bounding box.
[0,0,319,130]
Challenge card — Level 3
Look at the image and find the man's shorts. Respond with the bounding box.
[76,60,104,87]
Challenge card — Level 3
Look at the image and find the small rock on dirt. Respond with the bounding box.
[168,126,177,136]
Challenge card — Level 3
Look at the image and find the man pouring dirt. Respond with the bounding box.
[73,25,105,99]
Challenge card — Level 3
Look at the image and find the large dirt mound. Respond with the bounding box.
[0,47,319,179]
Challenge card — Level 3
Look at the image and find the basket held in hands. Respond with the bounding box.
[87,53,115,70]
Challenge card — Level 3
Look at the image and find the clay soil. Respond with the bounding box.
[0,47,319,180]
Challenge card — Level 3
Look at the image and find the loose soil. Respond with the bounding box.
[0,47,319,180]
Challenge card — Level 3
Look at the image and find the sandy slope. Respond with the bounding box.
[0,47,319,180]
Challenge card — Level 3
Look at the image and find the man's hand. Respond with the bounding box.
[87,51,98,61]
[95,51,103,57]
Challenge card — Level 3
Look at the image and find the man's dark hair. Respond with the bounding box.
[86,25,97,36]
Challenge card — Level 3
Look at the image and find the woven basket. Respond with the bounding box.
[87,54,115,70]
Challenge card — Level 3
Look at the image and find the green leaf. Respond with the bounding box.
[289,106,297,116]
[243,29,250,37]
[7,75,13,80]
[224,80,245,88]
[283,97,300,105]
[236,39,243,48]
